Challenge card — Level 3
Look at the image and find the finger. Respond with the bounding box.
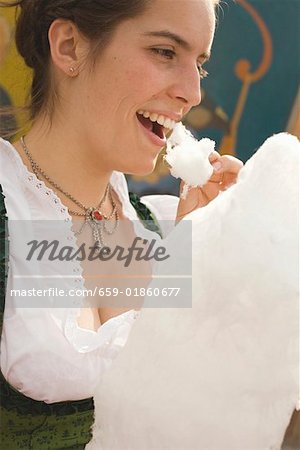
[220,155,244,174]
[212,155,244,174]
[208,152,224,173]
[208,151,221,163]
[208,151,222,171]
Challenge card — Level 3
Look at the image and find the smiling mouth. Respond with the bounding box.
[136,113,165,140]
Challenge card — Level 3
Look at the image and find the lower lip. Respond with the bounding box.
[136,116,166,148]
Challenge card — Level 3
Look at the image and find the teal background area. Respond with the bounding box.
[202,0,299,160]
[128,0,299,195]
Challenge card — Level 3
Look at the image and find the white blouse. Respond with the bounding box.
[0,137,179,403]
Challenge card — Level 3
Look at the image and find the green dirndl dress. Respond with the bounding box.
[0,185,161,449]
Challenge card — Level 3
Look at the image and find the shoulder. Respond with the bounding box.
[0,137,25,187]
[0,138,24,182]
[0,137,30,219]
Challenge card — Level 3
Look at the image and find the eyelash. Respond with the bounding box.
[151,48,209,79]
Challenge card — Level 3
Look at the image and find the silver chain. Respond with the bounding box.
[20,136,119,253]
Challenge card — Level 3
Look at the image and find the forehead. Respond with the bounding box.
[132,0,216,51]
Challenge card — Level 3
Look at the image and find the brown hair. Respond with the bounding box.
[0,0,220,137]
[0,0,153,128]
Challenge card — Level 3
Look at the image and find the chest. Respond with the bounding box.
[75,215,153,328]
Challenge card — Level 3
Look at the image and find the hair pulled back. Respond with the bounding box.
[0,0,151,122]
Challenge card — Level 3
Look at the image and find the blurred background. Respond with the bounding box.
[0,1,299,447]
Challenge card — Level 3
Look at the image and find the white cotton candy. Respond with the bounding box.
[87,132,300,450]
[165,122,215,198]
[166,120,194,144]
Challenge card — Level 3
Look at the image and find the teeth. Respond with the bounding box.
[164,118,172,129]
[149,113,158,122]
[137,110,176,130]
[157,115,165,126]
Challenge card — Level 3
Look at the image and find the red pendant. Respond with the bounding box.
[92,210,103,221]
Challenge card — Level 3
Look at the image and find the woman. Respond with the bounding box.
[0,0,243,448]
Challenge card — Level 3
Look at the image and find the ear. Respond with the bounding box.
[48,19,89,75]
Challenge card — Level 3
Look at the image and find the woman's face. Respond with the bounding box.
[75,0,216,175]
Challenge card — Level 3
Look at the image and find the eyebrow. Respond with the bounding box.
[142,30,211,61]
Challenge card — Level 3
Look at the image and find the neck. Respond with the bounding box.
[14,117,114,212]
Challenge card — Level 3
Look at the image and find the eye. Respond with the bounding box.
[151,48,176,60]
[151,48,209,79]
[197,64,209,80]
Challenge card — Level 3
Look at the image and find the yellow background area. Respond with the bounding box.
[0,6,31,112]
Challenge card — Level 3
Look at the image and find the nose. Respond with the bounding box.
[167,65,202,111]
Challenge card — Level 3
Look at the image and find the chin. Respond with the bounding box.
[131,163,157,177]
[126,156,159,177]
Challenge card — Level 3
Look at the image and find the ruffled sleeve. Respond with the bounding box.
[64,308,140,354]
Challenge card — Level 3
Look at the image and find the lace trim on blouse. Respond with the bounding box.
[0,138,143,353]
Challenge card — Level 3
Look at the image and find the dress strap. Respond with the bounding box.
[129,192,162,238]
[0,184,8,322]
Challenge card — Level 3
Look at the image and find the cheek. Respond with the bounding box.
[115,56,169,100]
[79,56,168,128]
